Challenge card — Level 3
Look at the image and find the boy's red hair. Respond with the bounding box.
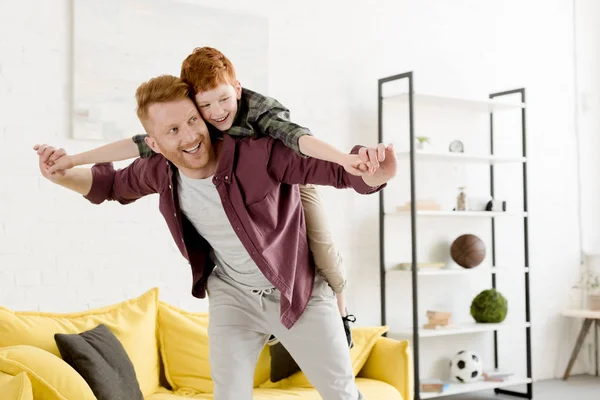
[180,47,237,93]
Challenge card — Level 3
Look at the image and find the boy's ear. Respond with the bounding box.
[144,135,162,155]
[235,80,242,100]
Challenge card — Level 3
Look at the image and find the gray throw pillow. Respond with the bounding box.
[54,323,144,400]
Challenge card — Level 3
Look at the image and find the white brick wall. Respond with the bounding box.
[0,0,193,313]
[0,0,592,380]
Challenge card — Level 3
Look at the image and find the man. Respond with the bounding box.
[34,74,397,400]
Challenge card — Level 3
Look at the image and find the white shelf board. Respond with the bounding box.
[396,151,526,164]
[387,266,530,275]
[383,92,526,112]
[561,309,600,319]
[386,210,528,218]
[420,376,532,399]
[390,321,531,338]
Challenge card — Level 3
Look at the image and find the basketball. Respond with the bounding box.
[451,234,486,268]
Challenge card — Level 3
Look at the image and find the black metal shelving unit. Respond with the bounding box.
[377,71,533,400]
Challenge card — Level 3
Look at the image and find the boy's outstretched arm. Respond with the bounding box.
[298,135,383,176]
[48,137,142,174]
[256,100,379,176]
[267,139,397,192]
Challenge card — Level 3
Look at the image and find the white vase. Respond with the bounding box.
[416,141,429,151]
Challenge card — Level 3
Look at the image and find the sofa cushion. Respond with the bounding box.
[55,323,144,400]
[0,345,96,400]
[259,326,389,389]
[145,378,402,400]
[0,372,34,400]
[157,302,212,393]
[0,287,160,397]
[157,301,272,393]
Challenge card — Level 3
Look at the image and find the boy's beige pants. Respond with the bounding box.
[299,184,346,293]
[206,268,363,400]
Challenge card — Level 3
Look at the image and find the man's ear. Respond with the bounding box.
[144,135,162,155]
[235,80,242,100]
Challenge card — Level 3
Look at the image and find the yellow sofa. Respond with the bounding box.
[0,288,413,400]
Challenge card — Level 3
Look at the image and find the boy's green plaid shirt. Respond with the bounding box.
[133,87,312,158]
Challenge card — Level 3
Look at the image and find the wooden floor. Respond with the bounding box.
[439,374,599,400]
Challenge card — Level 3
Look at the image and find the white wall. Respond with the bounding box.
[575,0,600,254]
[0,0,588,381]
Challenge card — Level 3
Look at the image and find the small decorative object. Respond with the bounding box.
[450,350,482,383]
[450,234,486,268]
[470,289,508,323]
[423,310,453,329]
[486,199,507,212]
[415,136,430,150]
[572,270,600,310]
[449,140,464,153]
[456,186,468,211]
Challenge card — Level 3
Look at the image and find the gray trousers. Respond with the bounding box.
[206,268,362,400]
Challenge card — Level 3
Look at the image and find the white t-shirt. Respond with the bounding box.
[177,170,273,289]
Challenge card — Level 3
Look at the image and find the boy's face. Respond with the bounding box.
[143,97,213,172]
[194,81,242,131]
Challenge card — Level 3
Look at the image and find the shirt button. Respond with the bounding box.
[173,213,177,217]
[224,176,228,180]
[169,185,172,190]
[236,227,241,231]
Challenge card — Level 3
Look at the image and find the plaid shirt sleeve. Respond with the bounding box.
[131,134,155,159]
[252,95,313,157]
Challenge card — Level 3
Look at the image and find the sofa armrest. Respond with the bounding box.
[357,337,413,400]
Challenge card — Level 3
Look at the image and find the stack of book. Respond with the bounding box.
[424,310,452,329]
[420,378,449,393]
[483,369,514,382]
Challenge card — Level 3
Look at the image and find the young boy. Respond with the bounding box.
[49,47,382,347]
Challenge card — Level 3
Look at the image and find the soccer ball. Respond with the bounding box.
[449,350,482,383]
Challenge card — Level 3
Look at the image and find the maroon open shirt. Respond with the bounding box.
[84,134,384,329]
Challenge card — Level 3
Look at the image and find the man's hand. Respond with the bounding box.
[33,144,69,182]
[33,143,93,195]
[360,144,397,187]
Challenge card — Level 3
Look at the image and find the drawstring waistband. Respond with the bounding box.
[251,288,274,309]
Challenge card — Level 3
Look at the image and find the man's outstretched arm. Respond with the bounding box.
[35,144,93,195]
[34,143,161,204]
[266,139,397,193]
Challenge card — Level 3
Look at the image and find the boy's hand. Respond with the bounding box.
[361,144,397,187]
[33,144,75,175]
[33,144,69,181]
[342,154,371,176]
[358,143,387,175]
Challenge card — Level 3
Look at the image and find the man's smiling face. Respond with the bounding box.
[144,97,213,174]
